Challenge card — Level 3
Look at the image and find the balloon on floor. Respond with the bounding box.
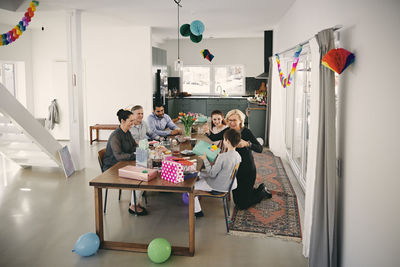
[147,238,172,263]
[72,232,100,257]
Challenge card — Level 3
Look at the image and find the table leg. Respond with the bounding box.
[94,187,104,243]
[188,191,195,256]
[96,129,99,144]
[90,126,93,145]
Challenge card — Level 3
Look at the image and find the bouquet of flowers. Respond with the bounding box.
[179,112,197,136]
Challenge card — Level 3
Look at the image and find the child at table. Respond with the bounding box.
[194,128,241,217]
[208,110,228,152]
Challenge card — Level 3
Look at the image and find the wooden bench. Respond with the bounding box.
[89,124,118,145]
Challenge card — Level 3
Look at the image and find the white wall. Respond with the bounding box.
[82,13,153,141]
[0,23,34,113]
[31,11,69,140]
[274,0,400,266]
[160,37,263,77]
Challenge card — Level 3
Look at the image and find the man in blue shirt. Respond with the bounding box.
[147,103,182,137]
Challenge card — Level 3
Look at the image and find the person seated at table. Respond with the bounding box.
[202,109,272,210]
[209,110,228,152]
[102,109,147,216]
[130,105,159,143]
[194,128,242,217]
[147,102,182,137]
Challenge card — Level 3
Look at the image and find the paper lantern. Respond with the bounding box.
[322,48,355,74]
[190,33,202,43]
[180,24,191,37]
[190,20,204,36]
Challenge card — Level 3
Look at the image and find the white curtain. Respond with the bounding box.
[268,56,286,158]
[302,36,320,258]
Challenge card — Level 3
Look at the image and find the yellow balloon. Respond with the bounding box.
[32,6,36,12]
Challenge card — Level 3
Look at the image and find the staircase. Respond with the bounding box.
[0,83,62,168]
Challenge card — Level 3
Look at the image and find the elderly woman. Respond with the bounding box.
[102,109,147,216]
[203,109,271,209]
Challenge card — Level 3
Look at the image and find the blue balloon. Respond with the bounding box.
[190,20,205,36]
[73,232,100,257]
[182,192,189,205]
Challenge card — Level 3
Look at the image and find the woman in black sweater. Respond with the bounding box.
[102,109,147,216]
[204,109,271,209]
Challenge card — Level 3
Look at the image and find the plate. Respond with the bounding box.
[180,149,195,156]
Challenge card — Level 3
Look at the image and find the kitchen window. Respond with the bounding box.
[182,65,245,96]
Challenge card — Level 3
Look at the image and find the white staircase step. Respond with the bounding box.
[0,133,31,142]
[0,141,41,151]
[13,158,59,168]
[0,124,22,134]
[0,116,12,124]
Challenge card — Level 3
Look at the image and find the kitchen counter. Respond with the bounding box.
[168,95,246,99]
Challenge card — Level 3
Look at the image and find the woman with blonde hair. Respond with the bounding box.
[203,109,271,209]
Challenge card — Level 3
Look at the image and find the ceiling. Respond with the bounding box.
[0,0,295,41]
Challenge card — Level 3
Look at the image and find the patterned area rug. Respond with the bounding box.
[229,149,302,241]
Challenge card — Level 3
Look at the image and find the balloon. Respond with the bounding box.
[182,192,189,205]
[72,232,100,257]
[180,24,191,37]
[190,20,205,36]
[147,238,171,263]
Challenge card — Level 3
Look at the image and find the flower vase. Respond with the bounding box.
[184,124,192,137]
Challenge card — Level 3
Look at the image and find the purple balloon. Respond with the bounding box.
[182,193,189,205]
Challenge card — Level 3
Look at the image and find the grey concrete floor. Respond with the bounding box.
[0,143,308,267]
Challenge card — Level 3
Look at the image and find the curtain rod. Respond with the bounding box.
[275,26,342,56]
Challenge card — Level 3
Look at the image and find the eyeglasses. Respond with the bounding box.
[228,119,239,122]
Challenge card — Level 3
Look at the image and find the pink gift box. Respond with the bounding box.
[161,160,184,183]
[118,165,158,181]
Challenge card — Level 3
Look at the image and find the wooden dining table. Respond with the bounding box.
[89,137,204,256]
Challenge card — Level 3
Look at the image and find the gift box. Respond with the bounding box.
[193,140,220,162]
[161,160,184,183]
[164,156,197,173]
[118,165,158,181]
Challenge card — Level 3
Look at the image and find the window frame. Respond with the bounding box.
[181,64,245,96]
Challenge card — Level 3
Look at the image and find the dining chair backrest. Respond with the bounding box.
[226,163,240,192]
[98,148,106,172]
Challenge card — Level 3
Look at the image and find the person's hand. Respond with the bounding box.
[171,128,181,135]
[202,124,210,135]
[199,152,207,161]
[237,139,249,148]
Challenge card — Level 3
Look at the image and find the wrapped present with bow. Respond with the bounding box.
[192,140,220,162]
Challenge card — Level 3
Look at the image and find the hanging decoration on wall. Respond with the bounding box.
[179,19,205,43]
[201,49,214,62]
[275,45,303,88]
[0,1,39,47]
[322,48,355,74]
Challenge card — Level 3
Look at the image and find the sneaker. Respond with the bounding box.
[195,211,204,218]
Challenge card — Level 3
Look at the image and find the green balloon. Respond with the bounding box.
[147,238,171,263]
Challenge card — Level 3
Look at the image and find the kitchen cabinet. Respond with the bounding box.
[247,102,267,140]
[167,97,247,119]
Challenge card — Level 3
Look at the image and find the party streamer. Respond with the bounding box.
[275,45,303,88]
[0,1,39,47]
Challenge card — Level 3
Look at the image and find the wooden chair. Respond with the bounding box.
[194,163,240,233]
[98,148,147,214]
[98,149,122,213]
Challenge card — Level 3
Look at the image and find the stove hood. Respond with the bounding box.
[255,30,273,80]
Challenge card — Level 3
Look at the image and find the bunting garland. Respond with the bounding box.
[0,1,39,47]
[275,45,303,88]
